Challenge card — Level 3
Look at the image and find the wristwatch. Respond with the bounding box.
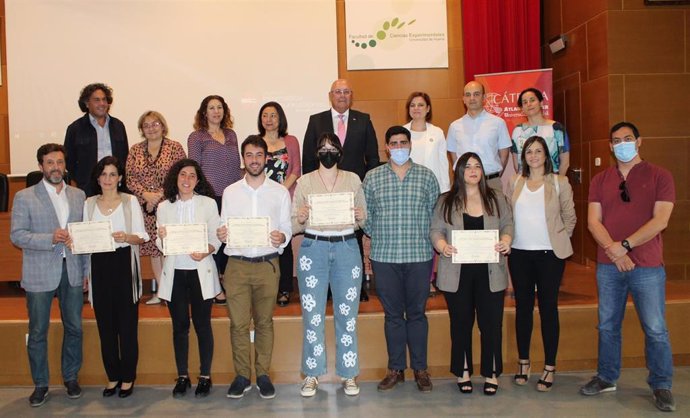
[621,239,633,252]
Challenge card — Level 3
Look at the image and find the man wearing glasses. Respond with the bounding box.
[302,79,380,301]
[583,122,676,412]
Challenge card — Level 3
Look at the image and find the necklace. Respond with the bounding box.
[317,169,339,193]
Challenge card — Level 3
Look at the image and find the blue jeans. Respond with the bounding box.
[596,263,673,390]
[26,262,83,387]
[371,259,433,371]
[297,236,361,378]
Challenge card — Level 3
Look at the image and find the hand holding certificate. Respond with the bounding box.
[68,220,115,254]
[451,230,499,264]
[308,192,354,226]
[163,223,208,256]
[226,217,270,248]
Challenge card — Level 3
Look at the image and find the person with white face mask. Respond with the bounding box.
[362,126,440,393]
[583,122,677,412]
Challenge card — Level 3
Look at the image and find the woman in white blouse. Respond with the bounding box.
[83,156,149,398]
[156,158,221,399]
[403,91,450,193]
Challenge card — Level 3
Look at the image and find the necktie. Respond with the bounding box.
[337,114,346,145]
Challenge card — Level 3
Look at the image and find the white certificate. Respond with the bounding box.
[68,220,115,254]
[451,229,499,264]
[308,192,354,226]
[226,217,270,248]
[163,223,208,256]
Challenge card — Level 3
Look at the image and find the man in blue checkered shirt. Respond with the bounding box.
[363,125,440,393]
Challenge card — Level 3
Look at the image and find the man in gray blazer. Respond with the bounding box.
[10,143,88,407]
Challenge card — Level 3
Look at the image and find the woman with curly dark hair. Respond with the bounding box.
[155,159,221,398]
[83,156,148,398]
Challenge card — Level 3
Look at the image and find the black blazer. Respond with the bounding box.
[64,113,129,196]
[302,109,379,180]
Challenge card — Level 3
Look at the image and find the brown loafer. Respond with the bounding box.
[377,369,404,391]
[414,369,433,392]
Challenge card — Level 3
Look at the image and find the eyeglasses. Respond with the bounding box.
[619,181,630,202]
[331,89,352,96]
[142,121,162,130]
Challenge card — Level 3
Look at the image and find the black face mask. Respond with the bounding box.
[318,151,341,169]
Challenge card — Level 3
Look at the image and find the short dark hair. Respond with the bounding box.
[610,121,640,140]
[36,143,66,164]
[193,95,234,130]
[257,101,288,137]
[385,125,411,143]
[517,87,544,108]
[91,156,126,195]
[405,91,433,122]
[241,135,268,155]
[315,132,343,156]
[78,83,113,113]
[163,159,215,202]
[520,136,554,177]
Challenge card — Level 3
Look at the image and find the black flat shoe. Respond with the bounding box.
[212,297,227,306]
[102,381,121,397]
[118,383,134,398]
[195,377,212,397]
[277,292,290,307]
[173,376,191,398]
[359,289,369,302]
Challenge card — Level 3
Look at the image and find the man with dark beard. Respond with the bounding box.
[10,143,88,407]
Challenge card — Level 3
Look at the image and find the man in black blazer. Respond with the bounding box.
[302,79,379,180]
[64,83,129,196]
[303,79,379,301]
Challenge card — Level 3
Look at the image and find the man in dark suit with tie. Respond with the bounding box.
[302,79,380,301]
[64,83,129,196]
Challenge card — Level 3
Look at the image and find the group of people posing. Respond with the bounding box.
[10,78,676,412]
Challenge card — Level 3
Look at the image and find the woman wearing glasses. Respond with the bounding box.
[292,133,366,397]
[506,136,576,392]
[126,111,186,305]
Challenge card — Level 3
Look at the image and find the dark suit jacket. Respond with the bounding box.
[64,113,129,196]
[302,109,379,180]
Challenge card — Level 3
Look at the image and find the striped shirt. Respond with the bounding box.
[363,161,440,263]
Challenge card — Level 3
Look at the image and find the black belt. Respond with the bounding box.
[485,172,500,180]
[230,253,279,263]
[304,233,356,242]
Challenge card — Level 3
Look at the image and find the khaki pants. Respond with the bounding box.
[225,257,280,378]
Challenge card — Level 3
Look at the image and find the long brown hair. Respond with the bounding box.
[440,152,499,224]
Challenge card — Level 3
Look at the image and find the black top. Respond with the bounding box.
[459,213,488,279]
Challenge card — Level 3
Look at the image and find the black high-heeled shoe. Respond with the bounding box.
[513,360,530,386]
[537,367,555,392]
[102,381,121,397]
[118,382,134,398]
[456,368,472,394]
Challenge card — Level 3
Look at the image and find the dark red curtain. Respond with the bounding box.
[461,0,541,81]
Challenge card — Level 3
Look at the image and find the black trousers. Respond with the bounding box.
[508,249,565,366]
[278,240,294,293]
[213,196,228,279]
[91,247,139,383]
[167,269,214,376]
[443,266,504,378]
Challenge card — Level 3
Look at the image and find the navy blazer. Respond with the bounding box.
[302,109,379,180]
[64,113,129,196]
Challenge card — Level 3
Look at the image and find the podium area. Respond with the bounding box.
[0,261,689,386]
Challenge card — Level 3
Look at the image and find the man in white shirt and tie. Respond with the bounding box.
[447,81,512,190]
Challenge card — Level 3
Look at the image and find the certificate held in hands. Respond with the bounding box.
[308,192,354,226]
[163,223,208,256]
[451,229,499,264]
[226,217,270,248]
[68,220,115,254]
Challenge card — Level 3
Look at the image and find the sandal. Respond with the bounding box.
[456,368,472,394]
[537,367,555,392]
[277,292,290,307]
[513,360,530,386]
[483,381,498,396]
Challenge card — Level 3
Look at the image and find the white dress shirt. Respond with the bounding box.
[43,178,69,229]
[330,108,350,131]
[220,175,292,257]
[446,110,511,175]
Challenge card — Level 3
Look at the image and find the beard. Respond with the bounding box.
[245,162,266,178]
[44,169,64,184]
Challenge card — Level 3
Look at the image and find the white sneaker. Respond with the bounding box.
[145,295,161,305]
[343,377,360,396]
[300,376,318,397]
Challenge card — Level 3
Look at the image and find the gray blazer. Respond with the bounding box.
[10,181,88,292]
[430,193,513,293]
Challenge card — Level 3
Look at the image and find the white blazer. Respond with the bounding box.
[156,194,221,301]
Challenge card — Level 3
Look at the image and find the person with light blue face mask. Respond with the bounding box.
[362,125,440,393]
[583,122,677,412]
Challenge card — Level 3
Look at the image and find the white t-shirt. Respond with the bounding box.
[512,184,552,250]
